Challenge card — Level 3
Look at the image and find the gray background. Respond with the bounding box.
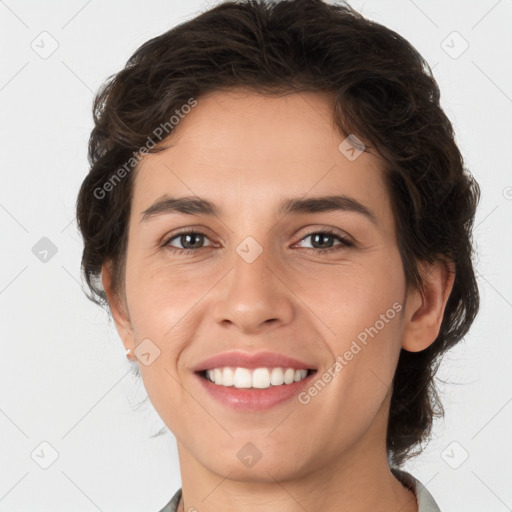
[1,0,511,510]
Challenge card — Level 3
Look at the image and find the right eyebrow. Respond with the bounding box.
[140,196,220,222]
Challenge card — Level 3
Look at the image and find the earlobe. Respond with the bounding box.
[401,258,456,353]
[101,261,135,355]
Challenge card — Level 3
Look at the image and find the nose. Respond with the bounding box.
[212,243,294,334]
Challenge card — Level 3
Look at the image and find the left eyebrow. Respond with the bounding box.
[278,195,378,227]
[139,194,378,227]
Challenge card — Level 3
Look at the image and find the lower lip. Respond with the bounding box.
[195,371,317,412]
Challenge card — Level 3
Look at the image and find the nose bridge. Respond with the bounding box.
[213,233,293,332]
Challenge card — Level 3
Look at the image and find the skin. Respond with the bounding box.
[102,89,455,512]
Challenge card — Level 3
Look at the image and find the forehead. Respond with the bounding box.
[131,89,394,231]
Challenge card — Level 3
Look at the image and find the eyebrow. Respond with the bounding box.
[140,194,378,226]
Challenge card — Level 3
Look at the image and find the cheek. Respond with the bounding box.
[296,250,405,347]
[122,256,216,404]
[124,249,206,332]
[295,249,406,415]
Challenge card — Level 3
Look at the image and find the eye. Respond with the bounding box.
[162,228,354,256]
[163,231,213,254]
[295,229,354,253]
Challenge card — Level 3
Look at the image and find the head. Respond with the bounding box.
[76,0,479,472]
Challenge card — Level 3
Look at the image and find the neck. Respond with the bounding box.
[175,426,417,511]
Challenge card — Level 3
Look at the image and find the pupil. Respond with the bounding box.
[313,233,332,248]
[183,233,202,249]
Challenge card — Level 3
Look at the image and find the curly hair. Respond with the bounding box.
[75,0,480,467]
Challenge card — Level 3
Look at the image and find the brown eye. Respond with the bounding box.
[296,230,354,253]
[163,231,212,253]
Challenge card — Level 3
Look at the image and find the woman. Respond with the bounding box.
[76,1,480,510]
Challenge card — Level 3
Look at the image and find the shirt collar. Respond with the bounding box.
[391,467,442,512]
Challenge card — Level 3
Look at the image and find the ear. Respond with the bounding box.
[401,257,455,352]
[101,261,136,359]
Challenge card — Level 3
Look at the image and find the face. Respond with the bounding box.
[107,89,417,482]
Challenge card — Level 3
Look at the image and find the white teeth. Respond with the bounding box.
[270,367,284,386]
[294,369,305,382]
[204,367,309,389]
[222,367,234,386]
[252,368,270,389]
[284,368,295,384]
[233,367,252,388]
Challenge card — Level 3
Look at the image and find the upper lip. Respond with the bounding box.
[192,350,317,372]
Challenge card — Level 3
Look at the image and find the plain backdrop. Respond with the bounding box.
[0,1,511,511]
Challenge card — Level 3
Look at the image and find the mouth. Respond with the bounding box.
[194,367,318,412]
[191,350,319,411]
[196,367,317,389]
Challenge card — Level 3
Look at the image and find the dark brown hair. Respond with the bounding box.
[76,0,480,467]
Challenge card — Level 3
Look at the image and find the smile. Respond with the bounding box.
[195,367,318,412]
[200,366,315,389]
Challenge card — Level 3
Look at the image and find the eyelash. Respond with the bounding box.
[162,228,354,255]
